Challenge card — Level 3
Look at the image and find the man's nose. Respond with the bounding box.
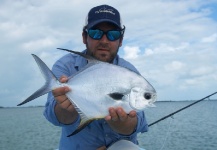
[100,34,109,43]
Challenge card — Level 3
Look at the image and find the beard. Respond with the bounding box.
[86,43,119,63]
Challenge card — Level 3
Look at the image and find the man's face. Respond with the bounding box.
[83,22,123,63]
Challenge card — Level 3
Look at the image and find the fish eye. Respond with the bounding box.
[144,93,152,100]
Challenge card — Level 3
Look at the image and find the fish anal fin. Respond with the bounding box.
[108,92,124,100]
[66,97,100,137]
[67,119,95,137]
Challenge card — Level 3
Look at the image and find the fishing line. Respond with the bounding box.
[142,92,216,150]
[159,117,173,150]
[148,91,217,127]
[158,102,202,150]
[189,98,210,122]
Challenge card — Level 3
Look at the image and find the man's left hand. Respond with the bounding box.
[105,107,137,135]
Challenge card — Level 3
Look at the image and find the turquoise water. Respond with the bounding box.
[0,101,216,150]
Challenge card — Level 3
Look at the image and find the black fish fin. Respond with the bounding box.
[67,119,95,137]
[57,48,99,64]
[108,92,124,100]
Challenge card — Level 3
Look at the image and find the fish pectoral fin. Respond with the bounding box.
[108,92,124,100]
[67,119,96,137]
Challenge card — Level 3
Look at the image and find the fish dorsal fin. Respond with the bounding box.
[57,48,99,64]
[57,48,104,80]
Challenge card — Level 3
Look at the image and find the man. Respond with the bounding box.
[44,4,148,150]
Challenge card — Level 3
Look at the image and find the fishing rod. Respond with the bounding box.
[148,91,217,127]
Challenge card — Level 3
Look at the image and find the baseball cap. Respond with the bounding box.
[85,4,123,30]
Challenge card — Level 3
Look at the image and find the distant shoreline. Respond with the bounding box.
[1,99,216,108]
[0,106,45,109]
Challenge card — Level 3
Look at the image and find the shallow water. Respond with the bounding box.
[139,100,217,150]
[0,100,216,150]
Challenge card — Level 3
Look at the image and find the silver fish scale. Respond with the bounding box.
[65,61,155,118]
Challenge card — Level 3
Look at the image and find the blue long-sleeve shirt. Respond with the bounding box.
[44,50,148,150]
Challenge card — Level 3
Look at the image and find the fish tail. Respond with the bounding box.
[17,54,58,106]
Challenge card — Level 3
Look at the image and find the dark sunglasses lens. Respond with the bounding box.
[88,30,103,40]
[107,31,121,41]
[88,29,122,41]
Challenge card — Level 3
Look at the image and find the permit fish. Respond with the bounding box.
[17,48,157,136]
[107,140,145,150]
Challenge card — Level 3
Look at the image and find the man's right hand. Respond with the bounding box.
[53,76,78,124]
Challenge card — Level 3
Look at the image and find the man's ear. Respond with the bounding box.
[82,31,87,44]
[119,37,123,47]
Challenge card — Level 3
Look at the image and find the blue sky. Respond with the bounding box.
[0,0,217,107]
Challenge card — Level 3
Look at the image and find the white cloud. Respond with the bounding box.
[201,33,217,43]
[190,66,214,76]
[123,46,141,59]
[22,37,56,51]
[144,43,189,56]
[164,61,185,72]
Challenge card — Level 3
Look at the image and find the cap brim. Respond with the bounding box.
[87,19,121,29]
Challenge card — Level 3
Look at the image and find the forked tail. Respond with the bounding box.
[17,54,58,106]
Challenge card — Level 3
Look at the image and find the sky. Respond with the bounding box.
[0,0,217,107]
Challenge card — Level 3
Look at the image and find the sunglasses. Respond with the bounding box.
[87,26,125,41]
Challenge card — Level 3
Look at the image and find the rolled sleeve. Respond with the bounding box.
[136,111,148,133]
[43,92,60,126]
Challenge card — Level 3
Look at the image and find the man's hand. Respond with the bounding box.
[97,108,137,150]
[105,107,137,135]
[53,76,78,124]
[53,76,73,112]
